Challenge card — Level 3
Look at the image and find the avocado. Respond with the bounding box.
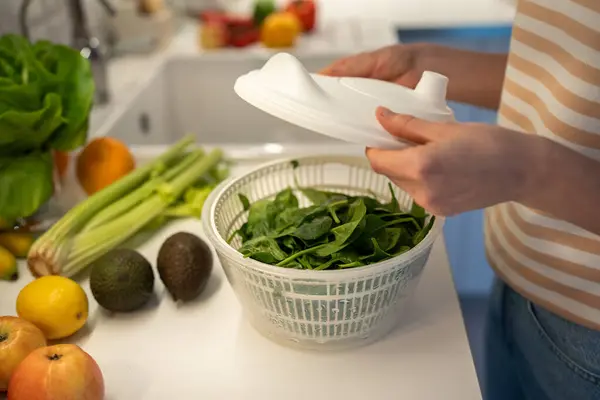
[89,248,155,312]
[157,232,213,302]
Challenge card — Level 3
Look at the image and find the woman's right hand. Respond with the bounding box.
[319,44,426,89]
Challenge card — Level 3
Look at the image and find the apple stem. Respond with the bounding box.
[0,333,7,342]
[48,354,63,361]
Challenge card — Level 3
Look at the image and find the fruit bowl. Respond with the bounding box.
[202,155,444,351]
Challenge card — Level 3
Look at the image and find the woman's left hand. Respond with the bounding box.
[367,107,551,216]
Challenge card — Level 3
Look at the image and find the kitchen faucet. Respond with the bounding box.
[19,0,117,105]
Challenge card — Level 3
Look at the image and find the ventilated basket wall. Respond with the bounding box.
[202,156,443,350]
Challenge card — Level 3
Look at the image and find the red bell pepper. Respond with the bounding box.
[225,16,260,48]
[285,0,316,33]
[229,26,260,47]
[200,12,259,48]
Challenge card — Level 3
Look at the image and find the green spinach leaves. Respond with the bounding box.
[232,183,435,270]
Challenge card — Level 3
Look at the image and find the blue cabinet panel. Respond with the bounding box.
[397,26,512,295]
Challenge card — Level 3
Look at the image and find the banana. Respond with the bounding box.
[0,232,35,258]
[0,245,18,281]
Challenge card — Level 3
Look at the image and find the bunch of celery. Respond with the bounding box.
[27,136,226,278]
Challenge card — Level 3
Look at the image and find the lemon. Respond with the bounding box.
[16,276,89,340]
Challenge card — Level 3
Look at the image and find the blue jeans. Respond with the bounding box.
[484,278,600,400]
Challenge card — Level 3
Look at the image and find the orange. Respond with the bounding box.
[76,137,135,195]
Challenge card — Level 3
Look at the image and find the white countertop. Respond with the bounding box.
[0,16,481,400]
[0,147,481,399]
[0,212,480,400]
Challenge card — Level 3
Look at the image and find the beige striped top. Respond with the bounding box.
[484,0,600,329]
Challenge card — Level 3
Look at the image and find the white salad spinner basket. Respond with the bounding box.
[202,155,444,351]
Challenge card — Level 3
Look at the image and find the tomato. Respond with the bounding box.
[284,0,316,33]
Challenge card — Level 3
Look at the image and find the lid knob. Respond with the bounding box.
[414,71,449,109]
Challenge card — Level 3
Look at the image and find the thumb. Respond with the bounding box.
[376,106,454,144]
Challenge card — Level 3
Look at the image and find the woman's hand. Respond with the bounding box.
[320,44,508,110]
[320,44,425,89]
[367,107,552,216]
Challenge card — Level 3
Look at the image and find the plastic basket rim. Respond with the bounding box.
[201,154,444,280]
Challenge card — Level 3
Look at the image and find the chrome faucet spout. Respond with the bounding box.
[19,0,116,105]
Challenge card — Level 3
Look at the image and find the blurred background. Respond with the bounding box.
[0,0,516,385]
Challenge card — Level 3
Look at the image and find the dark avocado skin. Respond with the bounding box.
[157,232,213,302]
[89,248,155,312]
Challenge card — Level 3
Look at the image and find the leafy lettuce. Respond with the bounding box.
[0,34,95,221]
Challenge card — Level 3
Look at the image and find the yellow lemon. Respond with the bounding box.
[16,276,89,340]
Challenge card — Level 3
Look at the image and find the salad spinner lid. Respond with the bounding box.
[233,52,454,149]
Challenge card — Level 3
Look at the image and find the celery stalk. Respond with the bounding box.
[27,136,195,276]
[162,185,214,218]
[60,148,223,278]
[81,149,205,232]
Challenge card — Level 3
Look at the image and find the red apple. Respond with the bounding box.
[0,316,46,391]
[8,344,105,400]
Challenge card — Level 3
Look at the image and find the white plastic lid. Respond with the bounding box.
[234,53,454,149]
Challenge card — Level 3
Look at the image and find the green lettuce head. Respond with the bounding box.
[0,34,95,221]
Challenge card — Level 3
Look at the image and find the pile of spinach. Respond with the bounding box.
[231,181,435,271]
[0,34,95,221]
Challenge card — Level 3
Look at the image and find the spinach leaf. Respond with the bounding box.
[300,187,347,205]
[314,249,361,270]
[376,227,403,252]
[274,187,299,209]
[413,216,436,245]
[277,244,327,267]
[410,199,428,227]
[234,183,434,271]
[293,215,332,241]
[239,236,288,263]
[387,183,401,213]
[410,201,427,219]
[352,196,381,213]
[274,207,305,231]
[360,238,394,263]
[326,199,348,223]
[238,193,251,211]
[314,199,367,257]
[280,236,301,252]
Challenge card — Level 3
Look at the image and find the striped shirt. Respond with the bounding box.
[485,0,600,330]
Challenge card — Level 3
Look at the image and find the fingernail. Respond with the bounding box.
[379,107,394,117]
